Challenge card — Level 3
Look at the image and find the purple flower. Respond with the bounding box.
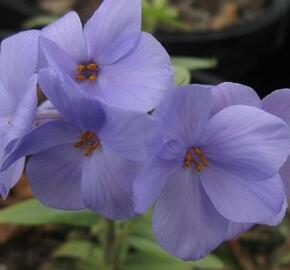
[211,82,290,198]
[133,85,290,260]
[2,68,160,219]
[39,0,173,112]
[0,30,39,198]
[263,90,290,197]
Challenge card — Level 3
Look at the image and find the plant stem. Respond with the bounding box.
[103,218,119,270]
[35,110,62,126]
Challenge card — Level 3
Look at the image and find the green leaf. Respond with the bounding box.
[54,240,101,265]
[0,199,99,226]
[127,210,154,240]
[124,253,192,270]
[124,252,223,270]
[142,0,190,32]
[174,65,191,85]
[126,236,224,270]
[192,255,224,269]
[172,57,217,71]
[127,236,166,257]
[128,221,154,240]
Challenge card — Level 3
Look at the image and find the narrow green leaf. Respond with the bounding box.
[172,57,217,71]
[0,199,99,226]
[192,255,224,269]
[126,236,224,269]
[124,253,192,270]
[54,240,102,265]
[128,221,154,240]
[127,236,166,257]
[174,65,191,85]
[127,211,154,240]
[124,252,223,270]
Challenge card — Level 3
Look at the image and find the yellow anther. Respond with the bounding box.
[91,141,100,151]
[184,160,192,168]
[200,155,209,166]
[75,62,99,82]
[75,75,86,81]
[183,147,209,172]
[76,64,85,73]
[74,131,100,157]
[83,142,100,157]
[88,74,97,81]
[74,140,84,148]
[195,163,205,172]
[183,150,193,168]
[192,147,202,155]
[86,63,98,70]
[83,148,92,157]
[193,147,208,167]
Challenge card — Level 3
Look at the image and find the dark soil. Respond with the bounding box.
[0,226,66,270]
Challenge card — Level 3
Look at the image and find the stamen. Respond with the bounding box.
[86,63,98,70]
[195,163,205,172]
[83,141,100,157]
[199,155,209,166]
[74,62,100,82]
[88,74,97,81]
[183,150,193,168]
[75,75,86,81]
[192,147,202,155]
[83,147,94,157]
[183,147,209,172]
[76,64,85,73]
[91,141,100,151]
[74,131,101,157]
[193,147,209,166]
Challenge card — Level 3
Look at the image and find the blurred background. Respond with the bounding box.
[1,0,290,269]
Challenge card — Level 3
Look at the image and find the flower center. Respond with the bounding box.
[183,147,209,172]
[75,62,100,82]
[74,131,101,157]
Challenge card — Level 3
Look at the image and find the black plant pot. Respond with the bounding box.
[0,0,38,42]
[0,0,38,28]
[156,0,290,97]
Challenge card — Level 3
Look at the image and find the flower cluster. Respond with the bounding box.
[1,0,290,261]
